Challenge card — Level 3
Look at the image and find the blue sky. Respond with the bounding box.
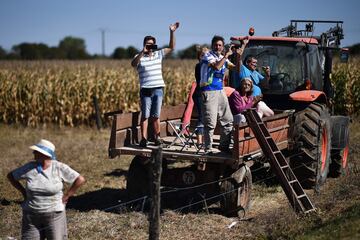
[1,0,359,55]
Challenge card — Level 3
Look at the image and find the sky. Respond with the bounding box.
[1,0,359,55]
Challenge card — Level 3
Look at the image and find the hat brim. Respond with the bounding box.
[29,145,52,158]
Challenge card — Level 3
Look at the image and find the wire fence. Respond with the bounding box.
[9,149,355,239]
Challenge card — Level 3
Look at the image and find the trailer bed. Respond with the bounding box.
[108,105,292,166]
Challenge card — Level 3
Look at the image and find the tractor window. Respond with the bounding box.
[307,45,323,91]
[242,43,306,93]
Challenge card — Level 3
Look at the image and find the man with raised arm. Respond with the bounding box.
[131,22,180,147]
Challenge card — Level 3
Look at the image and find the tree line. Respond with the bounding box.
[1,36,359,60]
[0,36,204,60]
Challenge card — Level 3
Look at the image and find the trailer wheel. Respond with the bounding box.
[289,102,331,190]
[127,156,151,210]
[220,166,252,217]
[329,144,349,177]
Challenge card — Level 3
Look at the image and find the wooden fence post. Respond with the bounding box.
[149,146,163,240]
[92,96,102,130]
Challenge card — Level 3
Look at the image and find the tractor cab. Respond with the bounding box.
[229,20,344,110]
[229,36,323,109]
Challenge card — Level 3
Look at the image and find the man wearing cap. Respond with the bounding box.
[7,139,85,240]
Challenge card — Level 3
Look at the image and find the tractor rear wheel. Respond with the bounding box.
[289,103,331,190]
[220,166,252,217]
[329,145,349,177]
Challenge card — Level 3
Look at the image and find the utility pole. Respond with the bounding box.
[99,28,106,57]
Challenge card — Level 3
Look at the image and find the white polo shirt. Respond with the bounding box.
[12,161,80,213]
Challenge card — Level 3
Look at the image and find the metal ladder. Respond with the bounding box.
[244,109,316,213]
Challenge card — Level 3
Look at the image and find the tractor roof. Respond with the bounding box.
[230,36,319,45]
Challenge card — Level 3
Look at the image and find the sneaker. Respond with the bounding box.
[154,136,163,146]
[218,145,232,154]
[203,148,214,155]
[139,138,148,147]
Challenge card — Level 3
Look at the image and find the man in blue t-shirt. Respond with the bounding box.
[235,38,271,96]
[200,35,235,153]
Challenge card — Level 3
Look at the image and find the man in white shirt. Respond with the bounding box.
[131,22,180,147]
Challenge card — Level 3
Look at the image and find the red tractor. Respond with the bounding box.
[229,20,350,190]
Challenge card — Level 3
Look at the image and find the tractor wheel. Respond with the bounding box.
[127,156,151,210]
[329,144,349,178]
[220,166,252,217]
[289,103,331,190]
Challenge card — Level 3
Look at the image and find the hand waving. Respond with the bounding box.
[170,22,180,32]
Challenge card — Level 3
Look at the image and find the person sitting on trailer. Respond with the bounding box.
[225,78,273,124]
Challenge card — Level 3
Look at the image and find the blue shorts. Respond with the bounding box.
[140,87,163,119]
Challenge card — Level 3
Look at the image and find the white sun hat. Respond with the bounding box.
[29,139,56,160]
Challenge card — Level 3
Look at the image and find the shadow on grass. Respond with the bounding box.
[104,168,128,178]
[67,188,128,213]
[298,203,360,239]
[0,198,22,206]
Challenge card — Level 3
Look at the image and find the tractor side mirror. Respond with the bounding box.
[340,48,349,63]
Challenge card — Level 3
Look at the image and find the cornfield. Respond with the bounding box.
[0,58,359,127]
[0,60,196,127]
[332,57,360,115]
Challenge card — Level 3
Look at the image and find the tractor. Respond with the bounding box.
[229,20,350,190]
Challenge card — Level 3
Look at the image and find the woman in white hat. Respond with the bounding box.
[7,139,85,240]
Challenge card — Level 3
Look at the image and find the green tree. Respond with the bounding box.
[349,43,360,55]
[58,36,90,59]
[126,46,139,58]
[178,44,199,59]
[0,46,6,59]
[12,43,51,60]
[112,47,127,59]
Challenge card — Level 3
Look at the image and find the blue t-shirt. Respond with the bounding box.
[200,51,229,91]
[238,64,264,97]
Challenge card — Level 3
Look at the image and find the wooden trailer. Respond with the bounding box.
[107,104,291,216]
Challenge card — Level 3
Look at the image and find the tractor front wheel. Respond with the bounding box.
[289,103,331,190]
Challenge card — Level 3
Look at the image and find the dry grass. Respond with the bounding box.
[0,119,359,239]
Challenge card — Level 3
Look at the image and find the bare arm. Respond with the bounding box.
[236,37,249,73]
[163,22,180,55]
[131,50,145,68]
[210,48,234,70]
[7,172,26,199]
[62,175,86,204]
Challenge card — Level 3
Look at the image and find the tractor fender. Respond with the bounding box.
[331,115,350,150]
[230,165,251,184]
[289,90,327,104]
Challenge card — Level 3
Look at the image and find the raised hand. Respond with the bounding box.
[170,22,180,32]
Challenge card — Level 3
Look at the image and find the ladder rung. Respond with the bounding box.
[289,180,298,184]
[280,165,289,169]
[297,194,307,199]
